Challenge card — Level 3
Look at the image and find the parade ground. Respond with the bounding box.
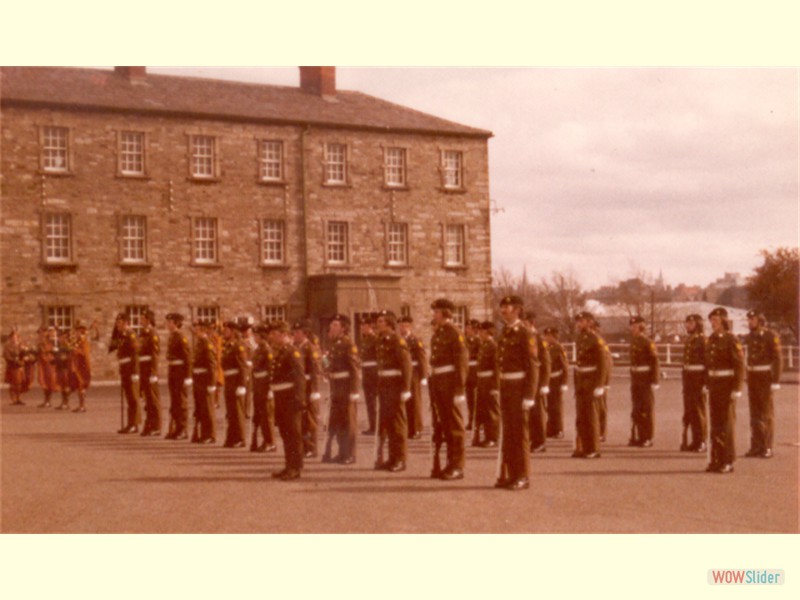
[1,370,797,534]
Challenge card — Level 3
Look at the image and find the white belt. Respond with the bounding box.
[362,361,377,368]
[118,357,132,365]
[500,371,525,380]
[272,382,294,391]
[139,356,152,362]
[330,371,350,380]
[747,365,772,372]
[223,369,238,376]
[709,369,734,378]
[253,372,268,380]
[477,370,494,378]
[684,365,705,372]
[549,370,563,378]
[468,361,478,367]
[168,360,185,366]
[192,368,207,374]
[432,365,455,375]
[631,366,651,373]
[576,366,596,373]
[379,369,402,377]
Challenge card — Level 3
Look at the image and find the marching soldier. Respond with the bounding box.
[495,295,538,490]
[268,320,306,481]
[323,314,360,464]
[573,311,607,458]
[250,324,277,452]
[681,314,708,452]
[744,310,782,459]
[628,316,660,447]
[398,316,428,440]
[109,313,140,434]
[138,310,162,436]
[428,298,469,480]
[293,320,322,458]
[523,312,550,453]
[543,327,568,439]
[69,321,96,413]
[190,321,217,444]
[165,313,192,440]
[705,307,745,473]
[221,321,249,448]
[53,328,74,410]
[359,316,379,435]
[464,319,481,431]
[473,321,500,447]
[374,310,413,472]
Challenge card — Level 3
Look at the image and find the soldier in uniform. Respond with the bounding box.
[628,315,660,447]
[250,324,277,452]
[374,310,413,472]
[323,314,360,464]
[208,322,224,409]
[573,311,607,458]
[705,307,745,473]
[523,312,550,453]
[744,310,782,458]
[37,326,59,408]
[190,321,217,444]
[3,329,30,405]
[428,298,469,480]
[138,310,162,436]
[592,319,612,442]
[543,327,568,439]
[53,328,74,410]
[268,320,306,480]
[464,319,481,431]
[473,321,500,447]
[221,321,249,448]
[359,316,379,435]
[69,321,96,413]
[398,316,428,440]
[165,313,192,440]
[681,314,708,452]
[109,313,140,434]
[495,295,538,490]
[293,320,322,458]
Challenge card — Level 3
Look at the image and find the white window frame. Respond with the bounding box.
[261,219,286,265]
[444,223,466,267]
[387,222,408,266]
[259,140,284,182]
[326,221,349,265]
[41,126,70,173]
[43,213,73,264]
[46,306,74,331]
[118,130,146,176]
[120,215,147,264]
[384,147,407,187]
[125,305,149,335]
[195,306,219,326]
[192,217,218,265]
[324,143,347,184]
[261,305,287,322]
[190,135,217,179]
[453,306,468,332]
[442,150,463,189]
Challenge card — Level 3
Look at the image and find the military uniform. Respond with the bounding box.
[429,316,469,478]
[269,341,306,479]
[297,336,322,457]
[628,326,660,446]
[528,331,550,452]
[250,337,276,451]
[70,330,92,394]
[53,334,74,409]
[110,324,140,433]
[545,334,568,438]
[191,333,217,443]
[598,337,612,441]
[405,332,429,439]
[138,324,162,435]
[166,326,192,439]
[37,335,59,406]
[465,329,481,430]
[221,335,249,447]
[375,327,413,470]
[573,324,607,457]
[360,330,379,433]
[681,327,707,451]
[325,332,361,463]
[3,337,28,403]
[473,331,500,446]
[744,322,782,457]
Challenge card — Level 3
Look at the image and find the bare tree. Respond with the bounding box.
[538,270,586,340]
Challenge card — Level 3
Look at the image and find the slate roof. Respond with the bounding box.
[1,67,492,139]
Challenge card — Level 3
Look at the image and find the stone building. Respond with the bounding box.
[1,67,493,378]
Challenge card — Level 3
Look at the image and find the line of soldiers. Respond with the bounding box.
[2,323,97,411]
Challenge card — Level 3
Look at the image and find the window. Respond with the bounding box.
[387,222,408,266]
[261,219,285,265]
[193,217,218,264]
[259,140,283,181]
[453,306,468,331]
[190,135,216,179]
[324,143,347,184]
[442,150,463,189]
[42,126,69,173]
[43,213,72,263]
[46,306,73,331]
[195,306,219,325]
[262,305,286,322]
[326,221,349,264]
[119,131,145,176]
[444,224,465,266]
[126,305,149,335]
[121,215,147,264]
[384,147,406,187]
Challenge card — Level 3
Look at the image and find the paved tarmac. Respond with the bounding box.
[2,371,797,533]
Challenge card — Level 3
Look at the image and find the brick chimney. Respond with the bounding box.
[299,67,336,97]
[115,66,147,81]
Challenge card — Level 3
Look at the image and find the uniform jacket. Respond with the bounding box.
[575,329,608,390]
[745,328,783,383]
[138,326,160,375]
[430,321,469,395]
[192,336,217,386]
[221,339,249,389]
[376,331,412,393]
[476,336,498,391]
[166,330,191,379]
[630,333,660,385]
[328,335,361,395]
[682,332,707,385]
[705,331,745,391]
[269,343,306,409]
[497,320,539,399]
[547,339,569,386]
[405,333,429,380]
[109,328,139,376]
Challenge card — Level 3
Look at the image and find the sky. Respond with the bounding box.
[149,66,799,291]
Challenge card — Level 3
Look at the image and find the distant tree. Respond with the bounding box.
[745,247,799,341]
[538,270,586,340]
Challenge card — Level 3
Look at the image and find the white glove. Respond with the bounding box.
[236,386,246,397]
[651,384,659,391]
[592,387,604,397]
[454,395,467,406]
[131,374,140,383]
[702,386,708,394]
[560,385,568,393]
[540,386,550,396]
[207,386,217,394]
[421,378,428,386]
[246,360,253,368]
[149,375,158,384]
[349,393,360,403]
[731,391,742,400]
[401,391,412,402]
[522,398,535,410]
[310,392,321,401]
[183,378,193,388]
[771,383,781,391]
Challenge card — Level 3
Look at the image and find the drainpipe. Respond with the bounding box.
[300,125,311,316]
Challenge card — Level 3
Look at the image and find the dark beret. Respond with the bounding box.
[331,313,350,326]
[499,295,524,307]
[431,298,456,311]
[629,316,645,325]
[708,307,728,319]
